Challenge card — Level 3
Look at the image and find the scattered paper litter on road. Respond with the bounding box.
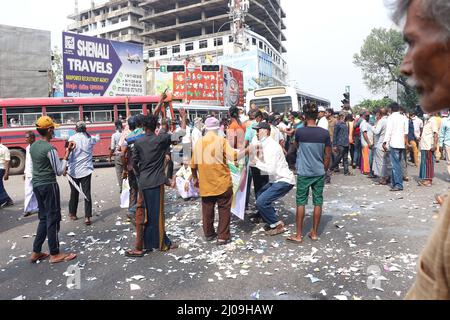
[276,291,288,296]
[45,280,52,286]
[67,232,76,237]
[130,283,141,291]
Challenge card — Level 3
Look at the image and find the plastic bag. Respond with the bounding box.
[120,178,130,208]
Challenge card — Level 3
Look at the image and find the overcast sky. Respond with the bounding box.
[0,0,398,108]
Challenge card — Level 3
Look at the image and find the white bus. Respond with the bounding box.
[246,86,331,114]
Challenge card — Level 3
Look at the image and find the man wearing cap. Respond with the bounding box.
[67,121,100,225]
[30,116,77,264]
[317,106,329,130]
[191,117,243,245]
[252,122,295,236]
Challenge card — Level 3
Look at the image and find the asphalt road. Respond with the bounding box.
[0,162,447,300]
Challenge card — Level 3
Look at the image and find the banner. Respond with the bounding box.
[229,158,249,220]
[62,32,145,97]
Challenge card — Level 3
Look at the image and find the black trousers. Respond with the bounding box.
[128,170,138,214]
[33,183,61,255]
[332,146,350,174]
[68,174,92,218]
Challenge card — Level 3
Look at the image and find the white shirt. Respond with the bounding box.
[24,145,33,178]
[420,117,439,151]
[254,136,296,185]
[318,117,329,130]
[0,144,10,170]
[373,116,388,149]
[181,126,192,145]
[270,125,281,143]
[277,122,288,141]
[176,165,192,180]
[360,119,374,147]
[383,112,408,149]
[412,116,424,140]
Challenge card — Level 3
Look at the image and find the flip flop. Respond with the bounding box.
[265,226,287,236]
[50,253,77,264]
[216,239,231,246]
[286,237,303,244]
[307,232,319,242]
[125,250,145,258]
[30,252,50,263]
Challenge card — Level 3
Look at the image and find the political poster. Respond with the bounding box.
[229,158,249,220]
[62,32,145,97]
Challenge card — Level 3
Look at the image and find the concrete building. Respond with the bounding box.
[141,0,288,90]
[0,24,51,98]
[67,0,148,45]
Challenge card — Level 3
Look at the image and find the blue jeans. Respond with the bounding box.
[256,182,294,226]
[0,169,11,204]
[354,137,361,168]
[389,148,404,190]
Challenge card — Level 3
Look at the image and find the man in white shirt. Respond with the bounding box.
[252,122,295,236]
[317,106,329,130]
[191,118,203,149]
[360,111,374,175]
[173,158,199,200]
[23,131,39,217]
[383,103,409,191]
[372,108,391,184]
[0,137,13,208]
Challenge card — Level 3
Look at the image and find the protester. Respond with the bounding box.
[353,112,364,170]
[122,115,145,221]
[252,122,295,235]
[287,103,332,243]
[391,0,450,299]
[347,114,356,168]
[0,137,13,208]
[400,107,410,181]
[434,112,443,162]
[331,113,351,175]
[191,118,204,148]
[317,106,329,130]
[30,116,76,264]
[227,106,246,150]
[67,121,100,225]
[360,111,374,175]
[418,113,438,187]
[110,120,124,193]
[191,117,240,245]
[174,158,199,200]
[408,113,420,166]
[439,114,450,178]
[125,105,185,257]
[372,108,391,185]
[383,103,408,191]
[23,131,38,217]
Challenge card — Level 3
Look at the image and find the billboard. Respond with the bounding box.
[62,32,145,97]
[170,65,244,107]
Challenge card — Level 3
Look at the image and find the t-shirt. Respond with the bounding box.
[227,119,246,149]
[317,117,329,130]
[244,121,258,142]
[360,120,373,147]
[0,144,11,170]
[295,126,331,177]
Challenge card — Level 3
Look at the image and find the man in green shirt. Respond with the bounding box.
[30,116,77,264]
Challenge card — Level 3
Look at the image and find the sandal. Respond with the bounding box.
[265,223,287,236]
[50,253,77,264]
[286,236,303,244]
[69,214,78,221]
[30,252,50,263]
[125,249,145,258]
[216,239,231,246]
[307,232,319,242]
[85,218,92,226]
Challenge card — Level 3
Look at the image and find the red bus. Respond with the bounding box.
[0,96,162,175]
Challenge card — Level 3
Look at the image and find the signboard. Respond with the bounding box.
[62,32,145,97]
[171,65,244,107]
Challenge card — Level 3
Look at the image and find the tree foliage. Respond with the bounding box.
[353,28,418,111]
[50,46,63,95]
[354,97,395,114]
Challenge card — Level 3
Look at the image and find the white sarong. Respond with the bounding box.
[24,177,39,213]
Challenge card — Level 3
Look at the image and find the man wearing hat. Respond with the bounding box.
[29,116,77,264]
[252,122,295,236]
[67,121,100,225]
[317,106,329,130]
[191,117,243,245]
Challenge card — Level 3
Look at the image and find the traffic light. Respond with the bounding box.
[202,65,221,72]
[341,92,350,105]
[160,65,185,72]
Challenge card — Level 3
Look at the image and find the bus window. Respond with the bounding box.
[145,103,157,116]
[249,99,270,112]
[272,96,293,114]
[117,104,143,120]
[6,107,42,127]
[0,108,3,128]
[83,105,113,123]
[46,106,80,125]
